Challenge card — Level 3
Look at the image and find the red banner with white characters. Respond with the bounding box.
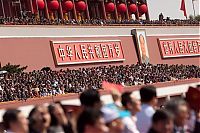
[158,38,200,58]
[51,40,125,65]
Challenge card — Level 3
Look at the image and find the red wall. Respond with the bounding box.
[0,35,199,71]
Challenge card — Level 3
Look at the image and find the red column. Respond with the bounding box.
[58,0,64,19]
[113,0,118,20]
[71,0,77,21]
[144,0,150,20]
[85,0,90,20]
[124,1,129,19]
[101,0,107,20]
[29,0,34,14]
[1,0,5,17]
[44,0,49,19]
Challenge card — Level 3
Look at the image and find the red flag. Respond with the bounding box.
[102,81,124,93]
[186,86,200,111]
[180,0,187,18]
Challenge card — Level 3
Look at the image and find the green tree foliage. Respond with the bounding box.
[0,63,27,73]
[194,15,200,21]
[189,15,200,21]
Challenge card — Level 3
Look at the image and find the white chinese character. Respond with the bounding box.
[178,41,184,53]
[58,45,66,61]
[95,45,102,58]
[162,42,169,55]
[74,45,81,60]
[101,44,108,58]
[88,45,95,59]
[107,44,114,57]
[114,44,120,57]
[81,45,88,59]
[66,45,73,60]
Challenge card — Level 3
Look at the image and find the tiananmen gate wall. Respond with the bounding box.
[0,26,199,71]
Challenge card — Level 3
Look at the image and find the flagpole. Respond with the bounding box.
[192,0,196,17]
[1,0,5,18]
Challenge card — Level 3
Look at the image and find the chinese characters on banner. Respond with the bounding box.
[158,38,200,58]
[51,40,125,65]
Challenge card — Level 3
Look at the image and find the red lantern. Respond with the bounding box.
[75,1,86,12]
[117,3,127,13]
[48,0,59,10]
[105,2,115,12]
[33,0,45,11]
[138,4,148,14]
[63,1,73,11]
[128,4,137,13]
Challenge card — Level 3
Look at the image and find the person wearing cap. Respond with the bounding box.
[121,92,141,133]
[101,106,125,133]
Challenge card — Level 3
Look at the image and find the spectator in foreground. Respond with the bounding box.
[136,85,157,133]
[28,105,51,133]
[80,89,102,110]
[148,109,174,133]
[165,98,190,133]
[3,109,29,133]
[77,108,109,133]
[121,92,141,133]
[111,90,122,108]
[101,106,124,133]
[48,102,73,133]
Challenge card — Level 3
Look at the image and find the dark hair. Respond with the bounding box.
[165,98,187,115]
[80,89,101,107]
[77,108,102,133]
[28,106,39,127]
[121,92,132,108]
[152,109,173,124]
[3,109,21,129]
[140,85,157,103]
[48,104,59,126]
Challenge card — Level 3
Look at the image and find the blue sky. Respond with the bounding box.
[147,0,199,20]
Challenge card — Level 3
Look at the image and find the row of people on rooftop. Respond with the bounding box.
[0,63,199,102]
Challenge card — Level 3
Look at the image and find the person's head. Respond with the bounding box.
[101,107,124,133]
[151,110,174,133]
[80,89,102,109]
[165,98,189,127]
[139,34,146,56]
[77,108,109,133]
[121,91,141,115]
[140,85,157,107]
[111,90,121,103]
[3,109,29,133]
[48,102,67,126]
[28,105,51,132]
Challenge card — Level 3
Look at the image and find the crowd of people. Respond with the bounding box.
[0,63,199,102]
[1,85,200,133]
[0,16,199,26]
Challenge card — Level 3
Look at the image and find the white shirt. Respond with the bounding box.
[136,104,155,133]
[122,116,140,133]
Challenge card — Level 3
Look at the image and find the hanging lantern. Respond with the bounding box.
[48,0,59,10]
[33,0,45,11]
[138,4,148,14]
[117,3,127,13]
[62,1,73,11]
[75,1,87,12]
[128,4,137,13]
[105,2,115,13]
